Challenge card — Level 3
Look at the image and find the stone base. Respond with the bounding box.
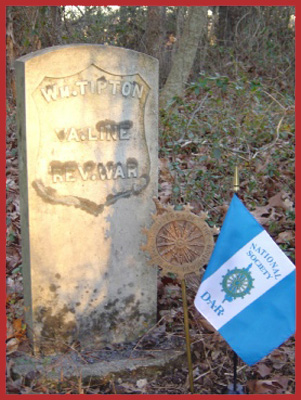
[11,348,185,387]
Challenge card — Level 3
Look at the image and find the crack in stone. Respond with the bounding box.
[32,175,150,216]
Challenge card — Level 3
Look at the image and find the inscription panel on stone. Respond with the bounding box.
[32,64,151,215]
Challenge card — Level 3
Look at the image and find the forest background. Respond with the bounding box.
[5,5,295,394]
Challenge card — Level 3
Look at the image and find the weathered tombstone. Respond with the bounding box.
[15,44,158,353]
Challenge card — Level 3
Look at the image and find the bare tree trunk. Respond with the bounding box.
[172,6,187,61]
[50,6,63,45]
[216,6,258,47]
[145,6,166,59]
[159,6,208,109]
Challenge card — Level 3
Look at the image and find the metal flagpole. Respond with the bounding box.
[227,165,244,394]
[181,278,194,393]
[233,351,238,392]
[233,164,240,193]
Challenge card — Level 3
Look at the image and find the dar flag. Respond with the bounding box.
[194,194,295,365]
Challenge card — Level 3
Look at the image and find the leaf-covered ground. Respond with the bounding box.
[6,73,295,394]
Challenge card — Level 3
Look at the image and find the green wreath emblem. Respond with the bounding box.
[221,263,254,303]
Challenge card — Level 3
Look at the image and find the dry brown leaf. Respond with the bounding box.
[268,192,287,208]
[159,158,174,183]
[136,378,148,389]
[268,191,294,211]
[269,349,288,362]
[247,376,289,394]
[211,349,221,361]
[276,230,294,244]
[251,191,294,225]
[13,318,23,333]
[6,337,20,354]
[7,320,14,339]
[11,318,26,340]
[254,362,272,378]
[251,205,276,225]
[6,276,24,295]
[282,345,295,362]
[159,181,172,204]
[283,198,294,211]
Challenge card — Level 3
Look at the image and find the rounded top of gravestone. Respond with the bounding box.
[15,44,159,65]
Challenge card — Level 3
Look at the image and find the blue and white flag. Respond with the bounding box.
[194,194,295,365]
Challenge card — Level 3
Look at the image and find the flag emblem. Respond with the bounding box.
[194,194,295,365]
[221,263,254,303]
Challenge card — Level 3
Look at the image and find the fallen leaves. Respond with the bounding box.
[276,230,294,245]
[247,376,289,394]
[268,349,288,369]
[251,191,294,225]
[6,274,27,356]
[6,338,20,355]
[13,318,26,338]
[254,362,272,378]
[6,316,27,354]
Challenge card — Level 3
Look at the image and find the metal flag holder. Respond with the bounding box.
[141,198,217,393]
[181,277,194,392]
[226,351,244,394]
